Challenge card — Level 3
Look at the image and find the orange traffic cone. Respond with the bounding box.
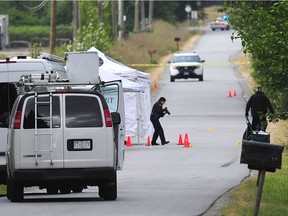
[153,82,157,89]
[184,133,190,148]
[227,90,232,97]
[177,134,183,145]
[126,136,133,147]
[233,90,237,96]
[146,135,151,146]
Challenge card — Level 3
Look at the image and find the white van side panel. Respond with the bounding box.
[0,62,46,83]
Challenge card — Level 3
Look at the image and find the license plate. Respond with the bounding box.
[184,72,189,75]
[67,139,93,151]
[74,140,91,149]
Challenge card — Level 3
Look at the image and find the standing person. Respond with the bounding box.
[150,97,170,146]
[244,87,274,138]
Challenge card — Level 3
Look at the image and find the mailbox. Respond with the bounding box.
[240,140,284,172]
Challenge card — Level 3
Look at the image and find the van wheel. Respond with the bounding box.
[199,75,203,81]
[72,186,83,193]
[99,173,117,200]
[170,76,175,82]
[46,187,58,194]
[59,186,71,194]
[7,178,24,202]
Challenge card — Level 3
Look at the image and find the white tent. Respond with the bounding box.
[88,47,153,142]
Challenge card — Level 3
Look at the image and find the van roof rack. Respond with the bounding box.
[38,52,64,63]
[17,73,101,94]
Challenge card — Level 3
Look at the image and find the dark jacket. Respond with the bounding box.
[245,91,274,117]
[150,101,165,121]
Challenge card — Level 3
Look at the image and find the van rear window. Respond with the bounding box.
[23,96,60,129]
[65,96,103,128]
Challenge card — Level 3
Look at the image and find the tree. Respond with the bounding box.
[76,5,111,53]
[224,1,288,118]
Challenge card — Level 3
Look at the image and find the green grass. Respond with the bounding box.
[0,185,6,196]
[222,157,288,216]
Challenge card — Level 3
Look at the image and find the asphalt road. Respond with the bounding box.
[0,27,251,215]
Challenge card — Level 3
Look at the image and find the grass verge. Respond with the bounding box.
[221,53,288,215]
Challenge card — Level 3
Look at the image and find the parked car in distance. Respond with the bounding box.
[168,51,205,82]
[210,17,230,31]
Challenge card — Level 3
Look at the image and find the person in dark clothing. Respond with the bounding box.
[244,87,274,139]
[150,97,170,146]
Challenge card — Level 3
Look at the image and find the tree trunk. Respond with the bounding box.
[133,0,139,32]
[49,0,57,54]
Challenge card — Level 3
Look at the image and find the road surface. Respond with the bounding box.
[0,27,251,216]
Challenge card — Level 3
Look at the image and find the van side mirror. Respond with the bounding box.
[111,112,121,125]
[201,60,205,63]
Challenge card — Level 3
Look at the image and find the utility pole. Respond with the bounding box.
[49,0,57,54]
[148,0,153,28]
[133,0,139,32]
[118,0,123,40]
[98,0,104,23]
[112,0,117,40]
[72,0,80,42]
[140,0,145,31]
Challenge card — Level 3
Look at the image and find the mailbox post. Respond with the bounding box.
[240,139,284,216]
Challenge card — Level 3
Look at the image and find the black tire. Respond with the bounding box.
[7,178,24,202]
[99,173,117,200]
[170,76,175,82]
[72,186,83,193]
[199,74,203,81]
[212,28,215,31]
[59,186,71,194]
[46,187,58,194]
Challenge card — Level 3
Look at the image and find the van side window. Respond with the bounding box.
[0,83,18,128]
[65,96,103,128]
[23,96,60,129]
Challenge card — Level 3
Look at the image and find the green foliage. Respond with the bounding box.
[0,1,72,26]
[0,54,8,60]
[9,25,72,42]
[29,43,43,59]
[224,1,288,119]
[76,5,111,53]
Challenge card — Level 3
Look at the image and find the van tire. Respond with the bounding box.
[99,173,117,200]
[7,178,24,202]
[46,187,58,194]
[59,186,71,194]
[72,186,83,193]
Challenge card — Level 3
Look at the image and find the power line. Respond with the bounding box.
[17,0,49,12]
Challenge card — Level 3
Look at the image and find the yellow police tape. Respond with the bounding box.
[128,61,251,67]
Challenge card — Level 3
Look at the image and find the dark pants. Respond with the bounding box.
[151,118,166,144]
[252,115,267,131]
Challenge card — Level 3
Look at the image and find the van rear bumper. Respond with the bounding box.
[12,168,116,187]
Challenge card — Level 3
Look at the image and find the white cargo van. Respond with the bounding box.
[0,54,68,184]
[6,51,126,202]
